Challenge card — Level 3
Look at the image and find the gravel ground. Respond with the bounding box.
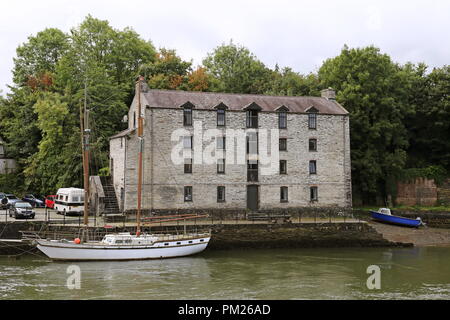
[369,221,450,246]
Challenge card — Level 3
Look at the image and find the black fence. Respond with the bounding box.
[1,207,99,226]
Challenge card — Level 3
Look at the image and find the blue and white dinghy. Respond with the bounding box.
[370,208,423,228]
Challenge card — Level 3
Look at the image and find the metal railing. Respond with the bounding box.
[2,206,369,227]
[20,226,211,243]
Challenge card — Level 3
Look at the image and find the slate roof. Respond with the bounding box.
[142,89,348,115]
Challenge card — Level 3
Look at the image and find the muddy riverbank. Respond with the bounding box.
[369,221,450,247]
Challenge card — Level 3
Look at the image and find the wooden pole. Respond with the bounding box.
[83,81,90,227]
[136,76,144,236]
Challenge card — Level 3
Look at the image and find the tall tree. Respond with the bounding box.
[139,48,192,90]
[266,66,320,96]
[53,16,156,174]
[202,41,272,94]
[0,28,69,164]
[187,66,211,92]
[23,92,79,194]
[319,45,413,204]
[2,16,157,195]
[407,65,450,170]
[12,28,69,86]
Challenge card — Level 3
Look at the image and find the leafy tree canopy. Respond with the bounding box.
[203,40,272,94]
[0,19,448,206]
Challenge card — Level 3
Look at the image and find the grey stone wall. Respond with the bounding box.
[110,136,126,210]
[112,101,352,212]
[0,159,17,174]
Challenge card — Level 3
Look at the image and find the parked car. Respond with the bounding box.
[3,194,21,209]
[8,201,35,219]
[45,195,56,209]
[22,194,45,208]
[0,193,6,209]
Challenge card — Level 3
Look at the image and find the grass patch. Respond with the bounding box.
[354,205,450,213]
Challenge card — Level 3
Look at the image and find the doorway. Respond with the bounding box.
[246,185,259,211]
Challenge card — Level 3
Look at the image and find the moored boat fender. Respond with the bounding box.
[74,238,81,244]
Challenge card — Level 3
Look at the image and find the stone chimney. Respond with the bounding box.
[136,75,149,93]
[321,87,336,100]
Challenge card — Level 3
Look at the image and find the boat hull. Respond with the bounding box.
[370,211,422,228]
[36,236,210,261]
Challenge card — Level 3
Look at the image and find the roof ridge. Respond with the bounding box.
[144,88,325,100]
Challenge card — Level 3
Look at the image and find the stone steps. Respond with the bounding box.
[100,179,121,215]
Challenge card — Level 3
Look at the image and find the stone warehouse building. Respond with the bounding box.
[109,79,352,214]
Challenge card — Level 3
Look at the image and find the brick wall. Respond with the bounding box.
[396,178,438,206]
[437,179,450,206]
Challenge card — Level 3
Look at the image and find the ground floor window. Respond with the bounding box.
[217,186,225,202]
[184,186,192,202]
[280,186,288,202]
[310,186,318,201]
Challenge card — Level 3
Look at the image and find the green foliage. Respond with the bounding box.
[203,41,272,94]
[23,92,79,195]
[318,45,414,202]
[353,204,450,212]
[139,48,193,90]
[98,167,110,177]
[406,65,450,170]
[0,173,25,195]
[1,17,449,206]
[399,166,448,186]
[266,67,321,96]
[1,16,156,195]
[12,28,69,86]
[0,87,41,162]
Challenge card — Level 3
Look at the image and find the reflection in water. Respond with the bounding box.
[0,247,449,300]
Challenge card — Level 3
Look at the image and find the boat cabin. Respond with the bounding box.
[378,208,392,215]
[101,233,158,245]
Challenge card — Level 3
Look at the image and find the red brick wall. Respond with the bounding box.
[396,178,437,206]
[437,179,450,206]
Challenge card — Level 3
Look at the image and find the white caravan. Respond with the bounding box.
[54,188,84,216]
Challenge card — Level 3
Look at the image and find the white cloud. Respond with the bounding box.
[1,0,449,94]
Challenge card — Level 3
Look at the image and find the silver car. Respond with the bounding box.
[8,202,35,219]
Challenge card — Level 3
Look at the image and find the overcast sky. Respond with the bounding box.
[1,0,449,95]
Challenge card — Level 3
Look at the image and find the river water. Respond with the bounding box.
[1,247,449,300]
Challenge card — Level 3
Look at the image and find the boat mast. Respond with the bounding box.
[82,81,90,227]
[136,76,144,236]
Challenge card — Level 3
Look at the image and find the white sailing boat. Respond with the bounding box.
[35,78,211,261]
[35,232,211,261]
